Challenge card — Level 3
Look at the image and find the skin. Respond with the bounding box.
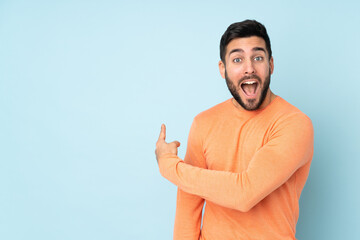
[219,36,276,111]
[156,36,277,160]
[155,124,180,163]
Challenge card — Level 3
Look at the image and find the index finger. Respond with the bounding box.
[157,124,166,142]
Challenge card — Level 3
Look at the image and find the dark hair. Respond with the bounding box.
[220,20,272,63]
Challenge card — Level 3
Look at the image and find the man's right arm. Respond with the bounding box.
[173,118,206,240]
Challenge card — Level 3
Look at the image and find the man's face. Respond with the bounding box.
[219,36,274,111]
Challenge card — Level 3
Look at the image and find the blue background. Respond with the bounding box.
[1,0,359,239]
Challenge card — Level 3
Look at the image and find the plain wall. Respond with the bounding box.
[1,0,359,239]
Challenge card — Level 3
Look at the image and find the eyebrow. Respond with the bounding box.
[228,47,266,56]
[253,47,266,53]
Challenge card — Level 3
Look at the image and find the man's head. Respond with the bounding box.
[220,20,272,63]
[219,20,274,111]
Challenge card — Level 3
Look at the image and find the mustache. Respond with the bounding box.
[239,75,262,84]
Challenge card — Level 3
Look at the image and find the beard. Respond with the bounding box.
[225,70,271,111]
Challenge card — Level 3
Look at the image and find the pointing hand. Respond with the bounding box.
[155,124,181,163]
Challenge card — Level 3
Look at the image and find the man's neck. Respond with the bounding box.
[260,90,277,110]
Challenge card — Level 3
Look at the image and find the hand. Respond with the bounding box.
[155,124,181,163]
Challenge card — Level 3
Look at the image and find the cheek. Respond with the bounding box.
[226,67,243,79]
[251,67,266,79]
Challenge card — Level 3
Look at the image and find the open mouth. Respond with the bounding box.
[240,80,259,97]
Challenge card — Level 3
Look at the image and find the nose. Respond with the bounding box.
[244,60,255,75]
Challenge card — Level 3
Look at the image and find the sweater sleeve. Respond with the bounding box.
[158,113,314,212]
[173,118,206,240]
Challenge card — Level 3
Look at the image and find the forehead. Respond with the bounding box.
[226,36,267,55]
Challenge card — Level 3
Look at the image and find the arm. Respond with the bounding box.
[173,120,206,240]
[157,113,314,212]
[155,120,206,239]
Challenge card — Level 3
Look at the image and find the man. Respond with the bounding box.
[155,20,313,240]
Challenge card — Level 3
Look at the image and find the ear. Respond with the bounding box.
[219,60,226,79]
[269,57,274,75]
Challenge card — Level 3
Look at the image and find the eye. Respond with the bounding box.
[254,56,263,61]
[233,58,241,63]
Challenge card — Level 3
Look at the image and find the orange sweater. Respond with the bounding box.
[158,97,314,240]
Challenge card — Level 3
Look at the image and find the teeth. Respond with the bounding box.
[243,81,256,84]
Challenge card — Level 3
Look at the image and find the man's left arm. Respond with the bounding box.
[156,113,314,212]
